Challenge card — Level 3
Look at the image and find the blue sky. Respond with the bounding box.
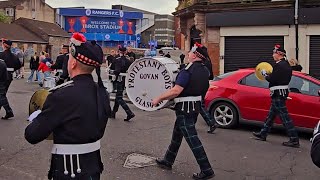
[46,0,178,15]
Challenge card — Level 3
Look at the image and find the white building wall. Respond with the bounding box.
[219,25,306,74]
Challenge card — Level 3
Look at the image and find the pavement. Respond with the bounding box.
[0,70,318,180]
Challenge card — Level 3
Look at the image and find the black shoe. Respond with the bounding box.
[252,132,266,141]
[155,158,172,170]
[109,112,115,119]
[192,171,215,180]
[282,139,300,148]
[124,114,135,122]
[207,125,217,134]
[2,112,14,120]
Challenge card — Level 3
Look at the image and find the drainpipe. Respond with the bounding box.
[294,0,299,60]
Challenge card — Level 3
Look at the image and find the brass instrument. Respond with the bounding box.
[255,62,273,81]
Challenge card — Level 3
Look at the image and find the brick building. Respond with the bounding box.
[0,18,69,61]
[0,0,68,61]
[174,0,320,78]
[0,0,55,23]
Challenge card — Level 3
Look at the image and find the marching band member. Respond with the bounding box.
[311,121,320,168]
[0,39,21,119]
[51,44,69,84]
[0,59,14,120]
[199,45,217,134]
[25,33,111,180]
[152,43,215,180]
[110,46,135,121]
[253,45,300,148]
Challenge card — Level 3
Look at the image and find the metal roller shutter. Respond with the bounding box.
[224,36,284,73]
[310,36,320,80]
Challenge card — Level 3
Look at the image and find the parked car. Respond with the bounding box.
[204,68,320,129]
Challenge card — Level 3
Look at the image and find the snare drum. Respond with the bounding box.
[125,57,179,111]
[43,77,56,89]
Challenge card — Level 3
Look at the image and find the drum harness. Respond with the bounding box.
[172,63,202,113]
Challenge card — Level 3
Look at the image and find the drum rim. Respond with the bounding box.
[125,57,178,111]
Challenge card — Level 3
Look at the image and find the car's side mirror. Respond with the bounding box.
[318,90,320,96]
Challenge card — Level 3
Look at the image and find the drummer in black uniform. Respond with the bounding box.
[56,45,71,85]
[25,33,110,180]
[51,44,69,79]
[0,39,21,119]
[0,59,14,120]
[110,46,135,121]
[311,121,320,168]
[152,43,215,179]
[253,45,300,148]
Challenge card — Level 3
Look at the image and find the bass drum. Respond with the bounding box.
[125,57,179,111]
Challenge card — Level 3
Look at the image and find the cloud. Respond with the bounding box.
[46,0,178,15]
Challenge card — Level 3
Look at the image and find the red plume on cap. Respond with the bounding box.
[195,42,203,48]
[70,33,86,46]
[274,44,281,49]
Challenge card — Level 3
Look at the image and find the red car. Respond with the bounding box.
[204,69,320,129]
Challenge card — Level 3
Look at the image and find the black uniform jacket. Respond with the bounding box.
[51,54,67,70]
[266,59,292,88]
[25,74,110,176]
[0,49,21,71]
[265,59,292,98]
[174,62,210,113]
[0,60,8,84]
[60,54,70,79]
[312,136,320,168]
[29,56,39,70]
[114,55,132,82]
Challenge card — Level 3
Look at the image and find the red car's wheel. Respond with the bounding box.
[211,102,239,128]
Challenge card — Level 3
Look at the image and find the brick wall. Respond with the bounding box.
[48,36,69,61]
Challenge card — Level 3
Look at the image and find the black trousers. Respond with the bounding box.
[5,72,13,93]
[0,78,13,114]
[163,111,213,174]
[260,97,299,140]
[112,82,134,116]
[51,173,100,180]
[199,100,215,127]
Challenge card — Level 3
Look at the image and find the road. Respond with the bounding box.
[0,70,318,180]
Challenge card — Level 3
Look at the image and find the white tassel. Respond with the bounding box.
[187,102,190,113]
[63,155,68,175]
[76,154,81,173]
[70,155,75,178]
[192,101,195,111]
[181,102,184,111]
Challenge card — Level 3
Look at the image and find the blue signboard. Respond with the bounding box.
[83,33,137,41]
[65,16,136,34]
[59,8,143,19]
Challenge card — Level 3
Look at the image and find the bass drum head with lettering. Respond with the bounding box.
[29,89,50,115]
[125,57,179,111]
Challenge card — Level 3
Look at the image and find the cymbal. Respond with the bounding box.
[29,89,49,115]
[255,62,273,81]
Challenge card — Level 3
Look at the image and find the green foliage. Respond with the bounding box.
[0,12,10,23]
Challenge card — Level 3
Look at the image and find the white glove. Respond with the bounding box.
[311,120,320,143]
[28,110,42,122]
[46,62,52,67]
[261,69,268,77]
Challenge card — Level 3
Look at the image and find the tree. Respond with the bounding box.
[0,12,10,23]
